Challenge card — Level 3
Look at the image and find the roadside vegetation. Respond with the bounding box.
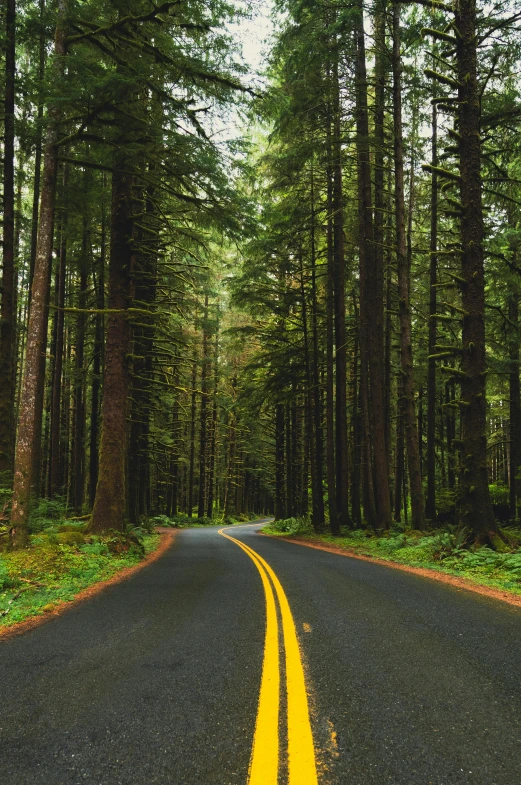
[151,512,262,529]
[0,498,160,628]
[264,516,521,597]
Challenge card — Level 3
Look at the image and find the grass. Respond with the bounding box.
[263,517,521,597]
[0,526,160,628]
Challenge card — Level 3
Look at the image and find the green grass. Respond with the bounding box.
[0,530,160,628]
[263,518,521,597]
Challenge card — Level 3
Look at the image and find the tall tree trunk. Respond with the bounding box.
[10,1,68,546]
[71,251,88,513]
[455,0,497,541]
[274,403,286,520]
[426,99,438,522]
[354,1,391,528]
[392,3,425,530]
[206,329,219,519]
[0,0,17,475]
[90,163,133,533]
[48,178,67,497]
[89,203,105,508]
[299,252,323,531]
[325,123,338,532]
[332,59,350,532]
[187,352,197,517]
[508,251,520,519]
[28,0,47,292]
[310,170,325,528]
[394,376,405,522]
[197,295,209,519]
[350,303,362,525]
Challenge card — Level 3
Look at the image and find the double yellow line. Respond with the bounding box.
[219,528,318,785]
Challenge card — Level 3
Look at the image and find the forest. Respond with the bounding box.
[2,0,521,552]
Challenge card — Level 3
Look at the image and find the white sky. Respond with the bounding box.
[231,0,275,82]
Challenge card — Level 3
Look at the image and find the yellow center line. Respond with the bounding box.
[219,527,318,785]
[219,529,279,785]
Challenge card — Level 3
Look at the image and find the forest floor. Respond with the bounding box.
[263,519,521,604]
[0,527,164,634]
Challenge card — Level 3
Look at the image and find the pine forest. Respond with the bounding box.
[2,0,521,551]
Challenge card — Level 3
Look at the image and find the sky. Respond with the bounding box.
[231,0,275,81]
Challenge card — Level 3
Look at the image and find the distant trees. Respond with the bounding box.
[232,0,521,543]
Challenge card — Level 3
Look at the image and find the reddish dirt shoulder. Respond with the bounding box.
[0,529,177,641]
[261,533,521,610]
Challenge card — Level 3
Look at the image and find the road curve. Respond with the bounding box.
[1,520,521,785]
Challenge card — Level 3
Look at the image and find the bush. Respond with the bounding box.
[28,497,68,532]
[489,483,509,505]
[267,516,311,535]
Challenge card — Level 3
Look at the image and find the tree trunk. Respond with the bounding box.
[0,0,17,476]
[299,252,324,531]
[332,60,350,532]
[10,1,68,546]
[392,3,425,530]
[310,171,325,528]
[455,0,497,541]
[48,179,68,497]
[354,1,392,528]
[187,352,197,517]
[325,123,338,532]
[206,330,219,519]
[426,99,438,522]
[197,295,209,519]
[89,163,133,533]
[509,259,520,519]
[89,202,105,508]
[274,403,286,520]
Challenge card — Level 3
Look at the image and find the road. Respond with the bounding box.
[1,520,521,785]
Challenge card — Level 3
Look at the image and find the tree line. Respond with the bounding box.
[232,0,521,546]
[2,0,521,548]
[0,0,273,549]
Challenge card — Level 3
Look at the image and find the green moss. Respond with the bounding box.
[0,533,160,628]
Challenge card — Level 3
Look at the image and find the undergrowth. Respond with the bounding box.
[264,517,521,596]
[151,511,261,528]
[0,515,160,628]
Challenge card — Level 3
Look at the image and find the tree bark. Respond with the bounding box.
[10,1,68,546]
[392,3,425,530]
[332,59,350,532]
[197,295,210,519]
[354,0,392,528]
[0,0,17,475]
[274,403,286,520]
[48,176,68,497]
[455,0,497,541]
[187,352,197,516]
[325,118,338,532]
[508,254,520,519]
[426,99,438,522]
[89,163,133,533]
[89,201,106,508]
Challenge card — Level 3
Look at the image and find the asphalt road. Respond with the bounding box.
[1,520,521,785]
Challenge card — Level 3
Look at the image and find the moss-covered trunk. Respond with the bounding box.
[89,164,133,533]
[455,0,497,542]
[392,3,425,530]
[9,0,68,547]
[354,0,392,529]
[0,0,17,476]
